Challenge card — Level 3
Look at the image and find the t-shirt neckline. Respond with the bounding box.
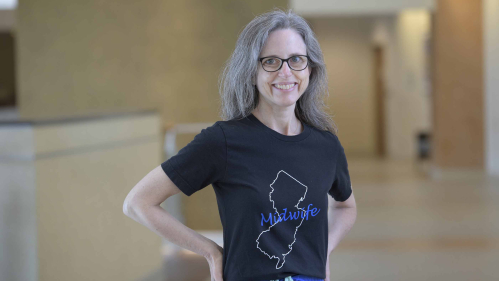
[247,113,312,142]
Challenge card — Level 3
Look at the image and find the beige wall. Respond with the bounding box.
[291,0,435,16]
[309,16,377,156]
[35,114,163,281]
[484,0,499,176]
[0,112,163,281]
[0,10,15,32]
[16,0,286,124]
[373,11,432,160]
[298,11,432,160]
[432,0,484,168]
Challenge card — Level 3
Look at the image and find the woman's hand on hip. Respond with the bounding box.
[206,243,224,281]
[325,252,331,281]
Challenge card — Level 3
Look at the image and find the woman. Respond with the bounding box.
[123,9,357,281]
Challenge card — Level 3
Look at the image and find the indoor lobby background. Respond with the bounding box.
[1,0,498,280]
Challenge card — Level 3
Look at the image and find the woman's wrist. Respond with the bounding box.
[204,239,223,260]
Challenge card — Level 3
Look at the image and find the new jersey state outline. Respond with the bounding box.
[256,170,308,269]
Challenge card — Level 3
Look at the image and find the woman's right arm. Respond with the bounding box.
[122,165,223,265]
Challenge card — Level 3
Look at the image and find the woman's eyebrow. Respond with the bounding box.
[260,54,278,58]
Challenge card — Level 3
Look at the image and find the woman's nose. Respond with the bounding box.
[278,61,292,77]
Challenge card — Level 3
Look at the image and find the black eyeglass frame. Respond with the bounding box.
[258,55,311,72]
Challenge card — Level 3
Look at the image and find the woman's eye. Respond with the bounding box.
[264,59,276,65]
[291,56,301,63]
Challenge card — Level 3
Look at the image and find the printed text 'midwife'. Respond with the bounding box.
[260,204,320,226]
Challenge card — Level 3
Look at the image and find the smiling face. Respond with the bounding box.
[255,28,311,110]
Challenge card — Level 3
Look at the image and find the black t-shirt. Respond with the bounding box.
[161,113,352,281]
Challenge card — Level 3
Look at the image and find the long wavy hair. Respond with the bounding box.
[218,8,338,134]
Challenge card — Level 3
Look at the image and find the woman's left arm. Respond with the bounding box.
[325,192,357,281]
[327,192,357,253]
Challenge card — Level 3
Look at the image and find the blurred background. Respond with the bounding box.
[1,0,498,280]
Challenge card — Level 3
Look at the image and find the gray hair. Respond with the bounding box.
[218,8,338,134]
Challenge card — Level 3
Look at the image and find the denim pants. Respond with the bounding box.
[267,274,324,281]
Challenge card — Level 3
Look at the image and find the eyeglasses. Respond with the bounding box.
[258,55,310,72]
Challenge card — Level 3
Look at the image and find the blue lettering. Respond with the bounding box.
[282,208,288,221]
[261,213,272,226]
[259,204,321,226]
[284,210,294,221]
[274,212,284,223]
[279,212,285,222]
[304,204,313,220]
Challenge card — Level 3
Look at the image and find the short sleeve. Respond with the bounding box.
[161,122,227,196]
[329,138,352,202]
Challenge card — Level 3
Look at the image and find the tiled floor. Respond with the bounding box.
[152,157,499,281]
[330,157,499,281]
